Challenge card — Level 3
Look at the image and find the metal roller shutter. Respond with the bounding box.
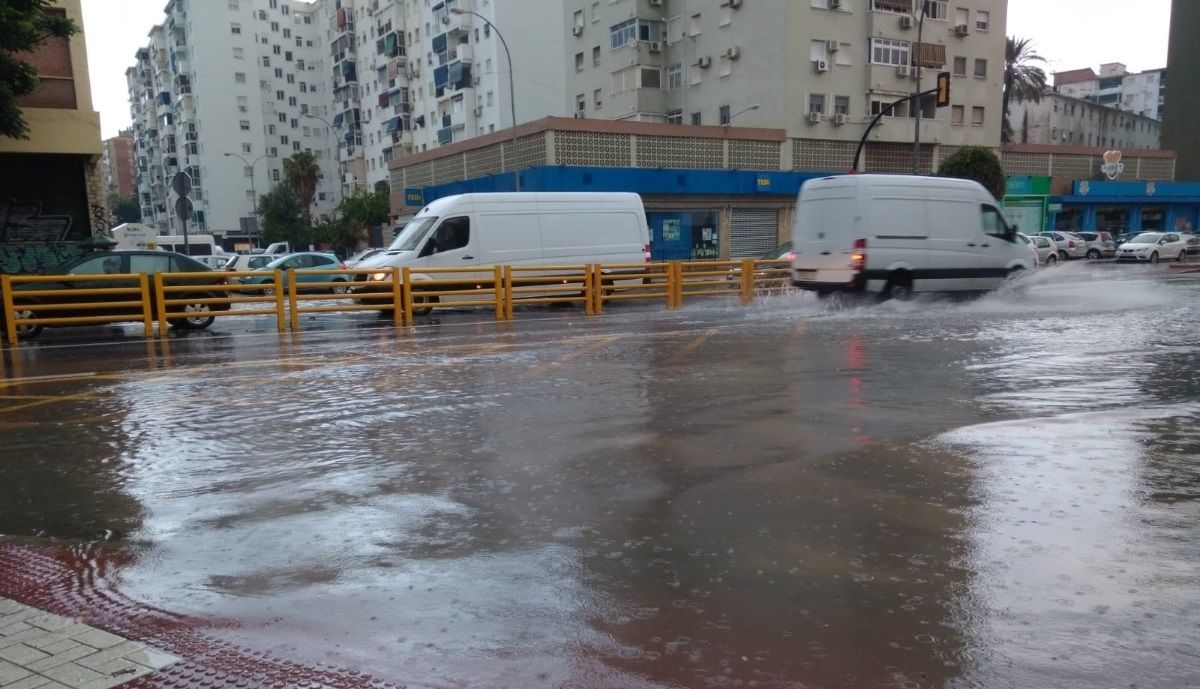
[729,208,779,258]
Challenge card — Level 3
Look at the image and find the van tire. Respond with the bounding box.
[882,272,913,301]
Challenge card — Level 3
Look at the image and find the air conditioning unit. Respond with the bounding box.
[899,14,913,29]
[814,59,829,73]
[697,56,712,69]
[728,0,743,7]
[834,113,847,126]
[826,39,839,52]
[896,64,911,77]
[954,23,970,36]
[473,106,483,116]
[725,46,741,60]
[806,111,822,124]
[649,41,662,53]
[572,24,583,36]
[649,0,663,6]
[830,0,841,7]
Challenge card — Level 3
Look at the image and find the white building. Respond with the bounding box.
[1008,91,1161,150]
[1054,63,1165,121]
[128,0,338,247]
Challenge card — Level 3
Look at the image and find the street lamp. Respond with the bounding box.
[224,152,268,242]
[303,112,347,207]
[449,7,521,192]
[727,103,761,125]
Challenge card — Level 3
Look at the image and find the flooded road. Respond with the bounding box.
[2,263,1199,689]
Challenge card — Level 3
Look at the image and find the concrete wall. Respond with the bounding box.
[1164,0,1200,180]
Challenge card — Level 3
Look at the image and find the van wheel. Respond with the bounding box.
[411,292,438,316]
[882,273,913,301]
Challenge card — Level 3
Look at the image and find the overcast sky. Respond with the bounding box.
[81,0,1174,139]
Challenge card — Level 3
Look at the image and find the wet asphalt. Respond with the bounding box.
[1,262,1198,689]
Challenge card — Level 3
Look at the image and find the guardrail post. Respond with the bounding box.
[493,265,505,321]
[1,275,17,345]
[501,266,513,320]
[153,272,169,338]
[273,269,287,332]
[390,268,403,327]
[138,273,153,338]
[591,264,604,315]
[401,267,414,326]
[740,259,755,305]
[583,265,594,316]
[668,262,681,310]
[287,269,300,331]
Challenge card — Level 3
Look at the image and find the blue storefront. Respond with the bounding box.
[1051,180,1200,235]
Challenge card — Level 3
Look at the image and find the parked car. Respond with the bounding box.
[1039,231,1087,260]
[1072,231,1117,259]
[1024,233,1058,266]
[1115,232,1190,263]
[790,175,1032,299]
[346,248,385,267]
[238,252,349,295]
[224,253,275,272]
[1016,233,1042,268]
[1,251,230,339]
[1115,233,1140,247]
[763,242,794,261]
[194,255,232,270]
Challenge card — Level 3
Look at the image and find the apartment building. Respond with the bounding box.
[101,129,137,198]
[561,0,1006,148]
[1008,92,1161,150]
[127,0,339,246]
[1054,63,1166,121]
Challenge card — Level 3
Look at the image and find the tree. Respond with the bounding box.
[107,193,140,225]
[283,151,321,226]
[1002,36,1048,144]
[0,1,77,139]
[315,185,390,257]
[258,186,308,246]
[937,146,1006,200]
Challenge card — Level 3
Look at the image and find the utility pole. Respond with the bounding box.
[913,1,929,174]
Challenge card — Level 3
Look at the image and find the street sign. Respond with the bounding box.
[175,196,195,222]
[936,71,951,108]
[171,171,193,198]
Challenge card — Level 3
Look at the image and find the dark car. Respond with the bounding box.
[763,242,795,261]
[2,251,231,339]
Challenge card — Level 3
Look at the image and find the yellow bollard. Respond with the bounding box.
[668,262,681,310]
[503,266,515,320]
[1,275,17,345]
[740,259,755,305]
[154,272,169,338]
[494,265,505,321]
[583,264,594,316]
[274,269,287,332]
[138,273,154,338]
[401,267,414,326]
[591,264,604,315]
[390,267,403,327]
[287,269,300,331]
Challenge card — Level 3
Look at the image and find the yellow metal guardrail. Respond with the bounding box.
[1,259,798,343]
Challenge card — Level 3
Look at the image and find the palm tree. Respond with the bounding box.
[283,151,321,226]
[1003,36,1048,144]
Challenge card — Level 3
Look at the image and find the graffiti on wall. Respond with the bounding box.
[0,199,77,242]
[0,243,86,275]
[0,154,98,274]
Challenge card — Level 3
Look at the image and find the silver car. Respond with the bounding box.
[1022,233,1058,266]
[1039,231,1087,260]
[1073,231,1117,259]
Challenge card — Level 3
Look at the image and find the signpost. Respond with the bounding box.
[171,172,194,255]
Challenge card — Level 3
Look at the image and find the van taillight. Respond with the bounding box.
[644,243,652,262]
[851,238,866,272]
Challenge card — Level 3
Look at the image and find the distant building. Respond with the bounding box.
[1008,92,1161,150]
[1164,0,1198,180]
[1053,63,1165,121]
[0,0,105,275]
[100,129,136,198]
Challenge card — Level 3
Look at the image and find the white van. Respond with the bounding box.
[358,192,650,310]
[790,175,1032,298]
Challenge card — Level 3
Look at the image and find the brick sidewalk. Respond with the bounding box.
[0,544,404,689]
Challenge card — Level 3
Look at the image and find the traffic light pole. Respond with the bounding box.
[851,89,938,173]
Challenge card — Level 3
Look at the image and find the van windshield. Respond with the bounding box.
[388,217,439,251]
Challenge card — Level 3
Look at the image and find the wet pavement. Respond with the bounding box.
[1,262,1199,689]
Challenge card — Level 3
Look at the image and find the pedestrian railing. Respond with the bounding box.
[1,259,799,343]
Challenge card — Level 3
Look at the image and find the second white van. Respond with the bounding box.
[790,174,1033,298]
[357,192,651,312]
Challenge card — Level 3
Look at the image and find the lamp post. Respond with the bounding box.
[224,152,268,242]
[303,112,347,207]
[913,0,929,174]
[727,103,761,126]
[450,8,520,192]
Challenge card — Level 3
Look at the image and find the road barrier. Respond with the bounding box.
[0,259,794,344]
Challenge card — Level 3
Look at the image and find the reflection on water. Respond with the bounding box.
[1,265,1198,688]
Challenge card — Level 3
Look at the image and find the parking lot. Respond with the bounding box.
[1,262,1199,689]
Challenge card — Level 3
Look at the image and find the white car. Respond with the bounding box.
[223,253,276,272]
[1023,233,1058,266]
[1115,232,1189,264]
[1039,231,1087,260]
[1016,233,1040,268]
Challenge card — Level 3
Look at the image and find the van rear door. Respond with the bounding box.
[791,183,858,287]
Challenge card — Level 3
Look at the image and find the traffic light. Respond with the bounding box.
[936,71,951,108]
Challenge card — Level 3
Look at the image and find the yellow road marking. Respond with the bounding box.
[546,335,623,367]
[0,392,101,414]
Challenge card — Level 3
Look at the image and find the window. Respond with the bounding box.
[611,66,637,93]
[130,255,172,275]
[239,120,250,131]
[953,56,966,76]
[871,98,908,117]
[719,105,731,125]
[271,169,281,181]
[954,7,968,27]
[808,93,826,115]
[667,109,683,125]
[981,205,1009,239]
[575,52,584,71]
[921,0,947,20]
[230,23,242,34]
[975,10,989,31]
[594,88,603,110]
[971,106,984,125]
[234,72,247,83]
[593,45,601,65]
[640,67,661,88]
[242,143,252,153]
[233,47,244,59]
[592,2,600,21]
[870,0,913,13]
[871,38,910,66]
[689,13,702,37]
[719,6,732,26]
[667,62,683,90]
[810,40,828,63]
[576,94,586,113]
[68,255,120,275]
[691,112,701,125]
[611,19,637,49]
[573,10,584,29]
[835,43,853,66]
[834,95,850,116]
[431,216,470,253]
[974,58,987,78]
[951,104,964,124]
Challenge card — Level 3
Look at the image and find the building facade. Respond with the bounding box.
[128,0,339,247]
[0,0,105,274]
[101,129,136,199]
[1007,92,1161,150]
[1164,0,1198,181]
[1054,63,1165,121]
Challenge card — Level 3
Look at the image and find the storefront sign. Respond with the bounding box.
[1100,150,1125,180]
[404,188,424,206]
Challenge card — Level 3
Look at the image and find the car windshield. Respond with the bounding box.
[264,255,296,269]
[388,217,438,252]
[764,244,792,259]
[1131,233,1162,244]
